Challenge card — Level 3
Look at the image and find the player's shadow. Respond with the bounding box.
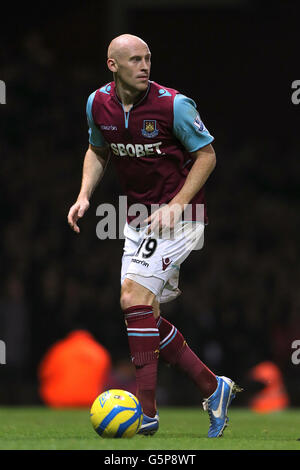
[156,432,205,439]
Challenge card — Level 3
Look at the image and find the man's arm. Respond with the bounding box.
[171,143,216,207]
[145,144,216,234]
[67,144,110,233]
[145,92,216,234]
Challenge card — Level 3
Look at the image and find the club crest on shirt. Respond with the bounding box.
[141,119,159,138]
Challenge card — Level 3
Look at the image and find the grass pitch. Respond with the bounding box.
[0,406,299,451]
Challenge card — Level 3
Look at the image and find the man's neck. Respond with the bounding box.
[115,81,148,112]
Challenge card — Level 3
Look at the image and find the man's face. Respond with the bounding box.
[109,42,151,92]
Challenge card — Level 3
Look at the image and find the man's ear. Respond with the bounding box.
[107,58,118,73]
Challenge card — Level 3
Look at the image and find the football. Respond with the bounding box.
[90,389,143,438]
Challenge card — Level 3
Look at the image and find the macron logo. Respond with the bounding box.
[99,83,112,95]
[162,257,172,271]
[101,125,117,131]
[158,88,171,98]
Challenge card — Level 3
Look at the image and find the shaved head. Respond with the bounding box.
[106,34,151,97]
[107,34,149,61]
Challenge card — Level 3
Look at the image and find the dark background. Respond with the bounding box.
[0,0,299,406]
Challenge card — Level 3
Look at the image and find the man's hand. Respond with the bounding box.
[144,202,184,238]
[67,198,90,233]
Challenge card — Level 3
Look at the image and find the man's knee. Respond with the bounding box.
[152,299,160,319]
[120,279,134,310]
[120,278,155,311]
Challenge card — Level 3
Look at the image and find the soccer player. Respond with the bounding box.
[67,34,241,437]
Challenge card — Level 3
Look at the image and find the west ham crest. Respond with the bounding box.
[141,119,159,138]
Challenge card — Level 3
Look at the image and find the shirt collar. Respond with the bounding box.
[113,81,151,108]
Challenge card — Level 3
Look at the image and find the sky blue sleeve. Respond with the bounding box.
[86,92,107,147]
[173,94,214,152]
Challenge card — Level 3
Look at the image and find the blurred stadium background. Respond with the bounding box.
[1,0,299,409]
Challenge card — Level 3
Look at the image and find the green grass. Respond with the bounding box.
[0,406,299,450]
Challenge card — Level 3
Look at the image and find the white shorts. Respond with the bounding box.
[121,221,205,303]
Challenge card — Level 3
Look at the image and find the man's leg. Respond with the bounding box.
[152,300,218,399]
[152,299,242,437]
[120,278,159,418]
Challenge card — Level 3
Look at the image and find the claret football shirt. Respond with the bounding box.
[86,80,214,223]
